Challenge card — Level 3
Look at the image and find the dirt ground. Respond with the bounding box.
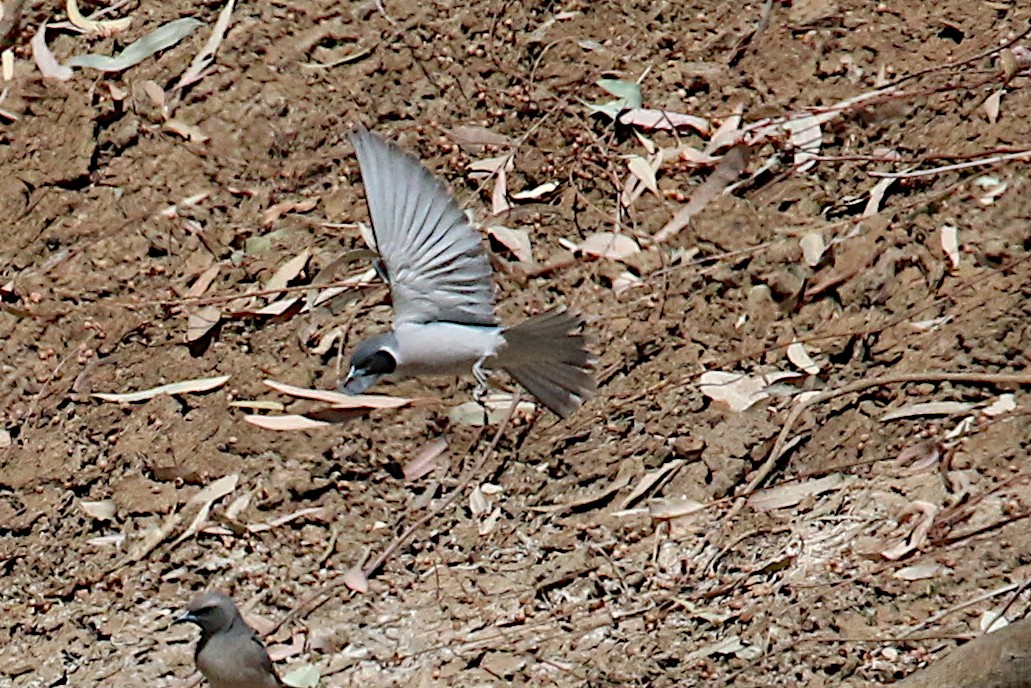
[3,0,1031,686]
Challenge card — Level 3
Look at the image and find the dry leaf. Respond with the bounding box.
[577,232,641,261]
[469,485,489,516]
[186,264,221,298]
[263,379,412,409]
[698,370,799,412]
[487,226,533,263]
[786,340,820,375]
[511,182,558,200]
[445,124,512,150]
[627,155,659,196]
[619,108,710,134]
[403,437,447,481]
[799,232,825,267]
[491,165,511,215]
[880,501,937,560]
[31,22,73,81]
[175,0,235,91]
[747,474,848,511]
[983,394,1016,417]
[784,114,822,172]
[984,90,1003,123]
[66,0,132,35]
[262,198,318,226]
[880,401,974,422]
[186,306,221,343]
[648,497,704,520]
[705,103,744,154]
[163,118,209,142]
[654,144,750,243]
[170,473,239,548]
[243,415,332,431]
[341,566,369,593]
[79,499,117,521]
[893,563,949,581]
[93,374,231,403]
[266,251,310,292]
[864,177,895,217]
[940,225,960,268]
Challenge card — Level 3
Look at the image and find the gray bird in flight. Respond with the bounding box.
[339,128,595,418]
[178,591,283,688]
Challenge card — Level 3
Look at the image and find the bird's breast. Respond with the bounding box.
[392,323,505,377]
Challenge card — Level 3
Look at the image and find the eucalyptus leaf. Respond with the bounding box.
[66,18,202,72]
[585,79,642,120]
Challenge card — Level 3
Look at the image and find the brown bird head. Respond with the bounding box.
[178,591,245,638]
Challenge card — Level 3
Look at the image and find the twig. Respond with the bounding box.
[869,149,1031,179]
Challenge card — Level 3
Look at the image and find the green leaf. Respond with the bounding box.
[585,79,642,120]
[66,18,202,72]
[282,665,321,688]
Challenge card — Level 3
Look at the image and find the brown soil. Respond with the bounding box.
[3,0,1031,686]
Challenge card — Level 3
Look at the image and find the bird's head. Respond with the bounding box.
[340,333,398,395]
[177,591,241,636]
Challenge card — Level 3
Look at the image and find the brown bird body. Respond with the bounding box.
[179,591,283,688]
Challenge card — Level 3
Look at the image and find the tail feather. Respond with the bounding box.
[497,307,596,418]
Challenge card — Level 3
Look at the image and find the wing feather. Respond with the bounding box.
[350,129,496,326]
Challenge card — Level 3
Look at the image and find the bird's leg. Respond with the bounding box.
[472,357,491,424]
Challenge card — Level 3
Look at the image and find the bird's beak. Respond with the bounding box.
[339,369,379,395]
[175,612,197,626]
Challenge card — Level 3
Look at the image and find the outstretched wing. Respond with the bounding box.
[350,128,497,327]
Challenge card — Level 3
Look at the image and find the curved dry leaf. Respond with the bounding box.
[864,177,895,217]
[266,251,310,292]
[66,0,132,35]
[577,232,641,261]
[93,374,230,402]
[31,22,73,81]
[984,89,1003,123]
[786,340,821,375]
[487,226,533,263]
[263,379,412,408]
[627,155,659,196]
[880,401,974,422]
[403,437,447,481]
[619,108,710,134]
[698,370,799,412]
[511,181,558,200]
[491,166,510,215]
[341,566,369,593]
[175,0,234,90]
[186,305,221,343]
[469,485,489,517]
[243,414,331,431]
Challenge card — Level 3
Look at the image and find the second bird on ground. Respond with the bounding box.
[178,591,283,688]
[339,128,596,418]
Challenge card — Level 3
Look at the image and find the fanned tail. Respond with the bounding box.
[497,307,596,418]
